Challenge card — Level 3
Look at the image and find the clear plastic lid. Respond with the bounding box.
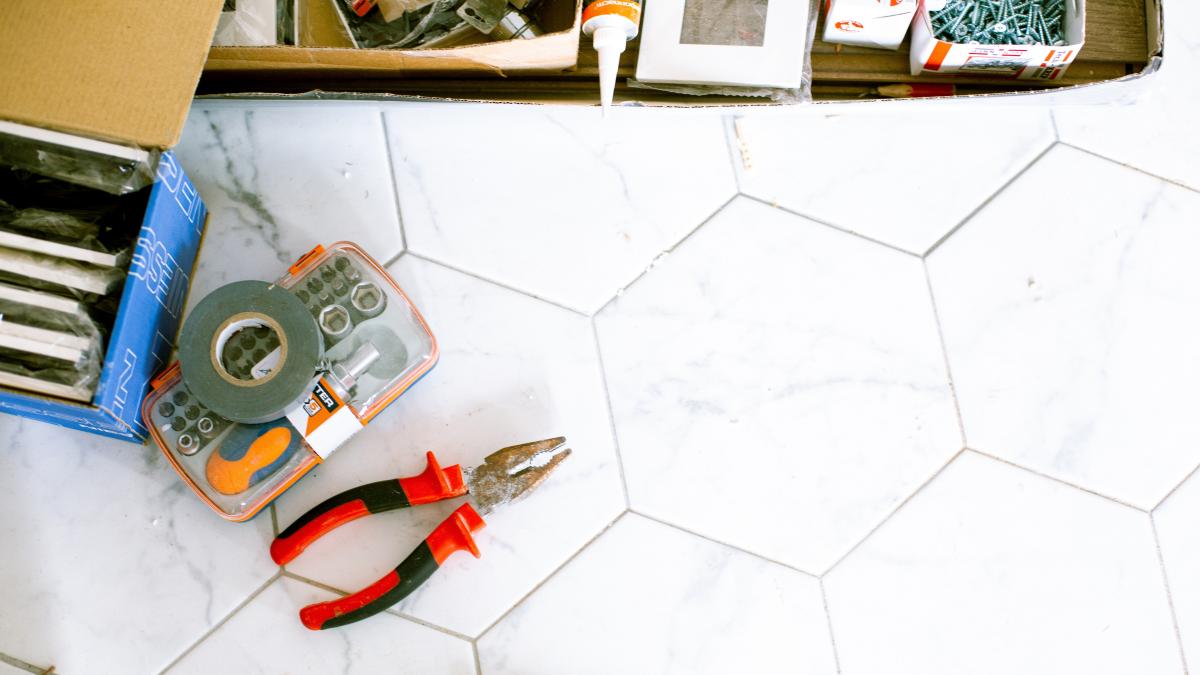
[144,242,438,520]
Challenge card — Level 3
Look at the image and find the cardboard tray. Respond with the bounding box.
[198,0,1163,103]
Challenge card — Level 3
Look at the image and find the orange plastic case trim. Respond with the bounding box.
[142,241,438,522]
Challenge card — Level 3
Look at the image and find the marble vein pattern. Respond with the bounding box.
[174,102,405,311]
[478,513,837,675]
[384,105,738,314]
[825,452,1183,675]
[928,144,1200,509]
[0,417,277,674]
[274,254,625,637]
[596,196,961,574]
[731,109,1056,254]
[167,577,475,674]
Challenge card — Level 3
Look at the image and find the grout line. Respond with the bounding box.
[739,194,921,260]
[280,570,475,642]
[1048,109,1061,142]
[819,578,844,675]
[473,641,484,675]
[382,249,405,268]
[822,448,967,577]
[404,250,591,318]
[378,111,409,252]
[474,510,628,641]
[594,193,738,317]
[0,652,51,675]
[922,140,1057,258]
[630,509,817,578]
[721,115,746,192]
[158,571,282,674]
[922,259,968,448]
[1153,461,1200,513]
[966,447,1149,512]
[591,316,632,510]
[1059,141,1200,197]
[1151,515,1192,675]
[270,502,279,538]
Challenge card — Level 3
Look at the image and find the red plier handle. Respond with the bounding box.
[270,452,486,630]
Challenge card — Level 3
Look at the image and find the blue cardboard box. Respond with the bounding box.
[0,150,207,442]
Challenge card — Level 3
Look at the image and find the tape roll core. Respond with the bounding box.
[179,280,324,424]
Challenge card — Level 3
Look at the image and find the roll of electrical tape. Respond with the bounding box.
[179,280,324,424]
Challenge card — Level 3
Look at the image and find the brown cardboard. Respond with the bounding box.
[0,1,226,150]
[299,0,357,48]
[209,0,581,76]
[201,0,1159,104]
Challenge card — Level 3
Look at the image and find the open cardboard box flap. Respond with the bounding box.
[0,0,226,150]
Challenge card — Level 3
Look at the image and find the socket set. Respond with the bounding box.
[143,242,438,521]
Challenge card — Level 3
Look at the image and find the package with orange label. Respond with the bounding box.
[143,242,437,521]
[823,0,918,50]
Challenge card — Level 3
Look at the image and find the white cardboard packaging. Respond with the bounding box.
[823,0,918,50]
[909,0,1086,80]
[636,0,812,89]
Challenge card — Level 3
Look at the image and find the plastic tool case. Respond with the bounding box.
[144,243,438,521]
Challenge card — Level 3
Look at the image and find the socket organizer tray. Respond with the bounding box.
[142,242,438,521]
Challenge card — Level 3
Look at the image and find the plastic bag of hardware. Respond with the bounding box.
[628,0,817,103]
[0,297,104,368]
[0,122,158,196]
[0,346,102,403]
[215,0,298,45]
[144,242,439,521]
[0,175,147,268]
[331,0,543,49]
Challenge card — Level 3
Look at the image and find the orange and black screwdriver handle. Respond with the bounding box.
[270,452,486,630]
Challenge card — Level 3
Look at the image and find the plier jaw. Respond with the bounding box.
[465,436,571,515]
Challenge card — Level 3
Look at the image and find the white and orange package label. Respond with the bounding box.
[823,0,918,50]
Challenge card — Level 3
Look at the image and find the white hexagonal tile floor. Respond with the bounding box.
[0,417,277,674]
[168,576,475,674]
[384,104,738,314]
[596,196,961,574]
[928,144,1200,509]
[10,92,1200,674]
[732,109,1056,255]
[175,102,406,310]
[478,513,837,675]
[825,452,1182,675]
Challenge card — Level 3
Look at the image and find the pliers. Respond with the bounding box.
[270,436,571,630]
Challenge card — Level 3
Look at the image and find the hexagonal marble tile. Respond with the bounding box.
[1054,0,1200,192]
[928,144,1200,509]
[167,576,474,674]
[384,104,737,314]
[478,513,837,675]
[275,254,625,637]
[175,101,405,310]
[731,109,1056,254]
[0,417,276,674]
[824,452,1182,675]
[596,196,961,574]
[1153,468,1200,670]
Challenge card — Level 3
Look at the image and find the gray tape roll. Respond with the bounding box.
[178,280,324,424]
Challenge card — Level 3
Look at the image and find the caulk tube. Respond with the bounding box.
[581,0,642,115]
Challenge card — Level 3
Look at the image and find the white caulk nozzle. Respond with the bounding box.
[592,25,628,117]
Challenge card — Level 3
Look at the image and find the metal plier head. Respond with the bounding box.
[466,436,571,515]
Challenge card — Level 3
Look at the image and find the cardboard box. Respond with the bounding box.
[824,0,920,51]
[0,1,224,441]
[909,0,1086,80]
[199,0,1160,104]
